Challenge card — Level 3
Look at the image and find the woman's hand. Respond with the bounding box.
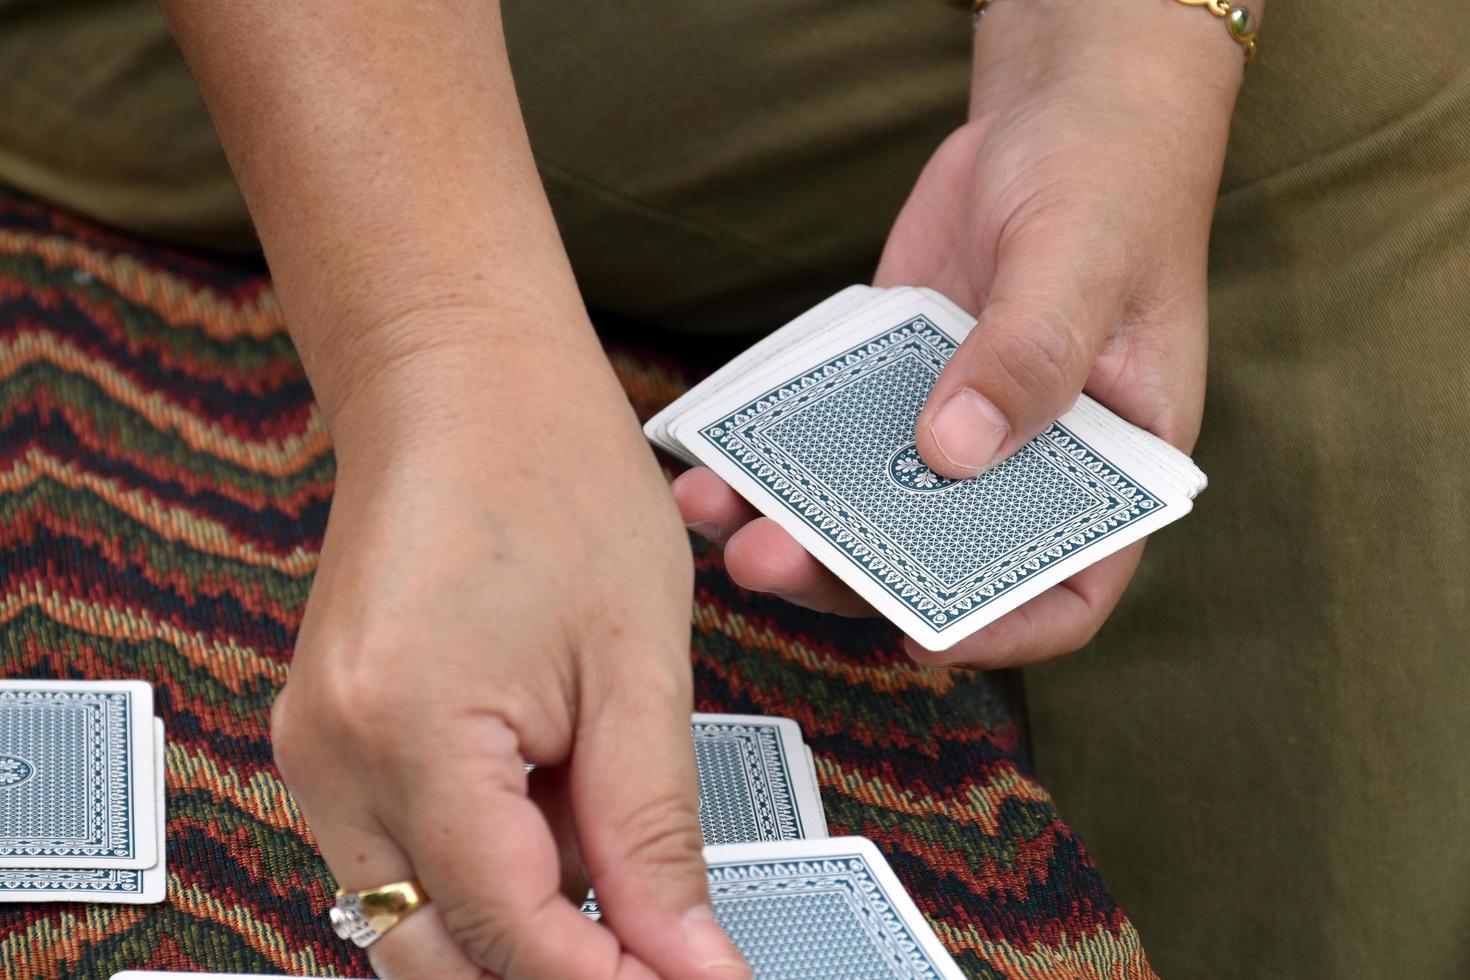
[273,338,748,979]
[676,0,1251,667]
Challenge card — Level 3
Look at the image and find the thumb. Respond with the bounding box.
[572,660,750,980]
[915,225,1124,478]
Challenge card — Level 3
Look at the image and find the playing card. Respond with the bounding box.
[645,285,879,463]
[0,718,166,902]
[584,713,828,920]
[0,680,157,868]
[705,836,965,979]
[692,713,826,845]
[655,287,936,460]
[801,745,828,838]
[670,289,1206,651]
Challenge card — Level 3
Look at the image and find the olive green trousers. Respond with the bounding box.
[3,2,1467,976]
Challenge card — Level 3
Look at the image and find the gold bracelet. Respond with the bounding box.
[1176,0,1259,62]
[969,0,1259,65]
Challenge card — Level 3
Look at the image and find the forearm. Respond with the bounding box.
[161,1,616,460]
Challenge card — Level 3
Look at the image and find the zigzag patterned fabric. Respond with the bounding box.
[0,188,1155,980]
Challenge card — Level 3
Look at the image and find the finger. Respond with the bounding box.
[1087,291,1209,452]
[723,518,875,617]
[527,765,592,905]
[271,694,489,979]
[371,905,497,980]
[671,467,761,546]
[904,543,1145,669]
[291,793,489,979]
[916,219,1125,478]
[388,714,651,979]
[316,820,488,980]
[571,632,750,980]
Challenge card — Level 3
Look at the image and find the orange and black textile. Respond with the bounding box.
[0,189,1154,979]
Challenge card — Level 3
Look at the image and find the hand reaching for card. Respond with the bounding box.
[675,0,1243,669]
[271,342,748,979]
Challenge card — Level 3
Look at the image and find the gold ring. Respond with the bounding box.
[329,879,430,948]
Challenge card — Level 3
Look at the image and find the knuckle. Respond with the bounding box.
[271,652,408,781]
[460,711,530,776]
[986,304,1083,403]
[269,683,321,786]
[627,659,691,711]
[593,787,704,884]
[437,901,521,974]
[1062,613,1108,656]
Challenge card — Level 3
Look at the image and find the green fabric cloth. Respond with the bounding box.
[2,1,1467,975]
[1031,3,1470,976]
[0,0,252,251]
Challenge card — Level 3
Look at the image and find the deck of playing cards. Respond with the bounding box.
[649,285,1207,652]
[0,680,167,904]
[585,712,967,978]
[580,713,827,919]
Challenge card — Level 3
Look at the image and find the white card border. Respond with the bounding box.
[660,288,926,458]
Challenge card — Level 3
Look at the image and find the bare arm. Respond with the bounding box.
[161,4,746,978]
[160,1,592,446]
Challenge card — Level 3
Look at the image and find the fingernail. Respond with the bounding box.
[927,388,1009,475]
[681,904,749,977]
[686,520,724,542]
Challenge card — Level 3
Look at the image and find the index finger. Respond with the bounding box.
[384,713,656,979]
[570,634,751,980]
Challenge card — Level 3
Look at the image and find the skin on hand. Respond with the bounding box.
[273,343,746,979]
[159,1,748,977]
[676,0,1260,670]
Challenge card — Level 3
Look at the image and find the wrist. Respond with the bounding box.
[969,0,1257,121]
[314,305,632,472]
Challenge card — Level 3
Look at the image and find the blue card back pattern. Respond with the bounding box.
[699,317,1164,634]
[0,687,140,861]
[709,848,950,979]
[693,720,809,844]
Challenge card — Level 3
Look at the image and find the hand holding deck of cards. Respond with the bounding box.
[655,284,1206,654]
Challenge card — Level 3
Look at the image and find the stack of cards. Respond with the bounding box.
[0,680,166,905]
[648,285,1208,652]
[690,713,827,844]
[580,712,826,919]
[705,836,963,979]
[589,713,967,977]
